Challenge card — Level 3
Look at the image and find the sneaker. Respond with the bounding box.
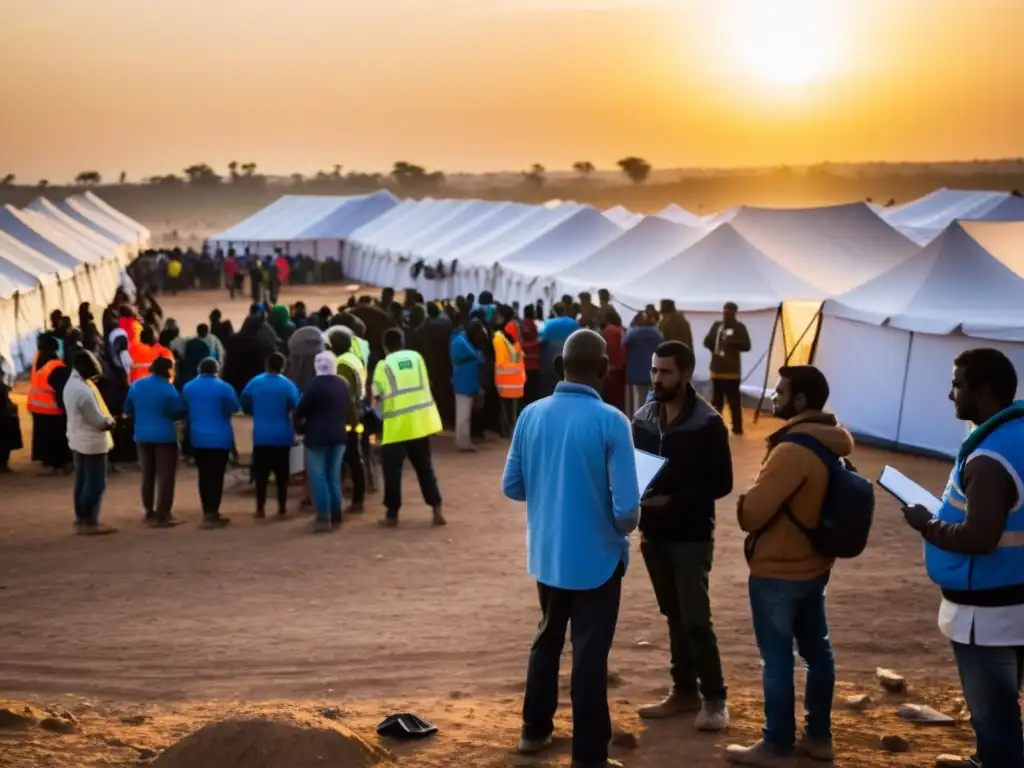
[200,516,231,530]
[152,517,183,529]
[344,502,364,515]
[694,700,729,732]
[432,506,447,526]
[725,740,795,766]
[76,522,118,536]
[638,690,703,719]
[796,735,834,761]
[516,733,553,755]
[312,519,333,534]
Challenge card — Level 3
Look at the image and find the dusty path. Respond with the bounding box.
[0,288,976,766]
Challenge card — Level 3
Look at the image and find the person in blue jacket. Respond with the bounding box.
[623,309,664,416]
[538,302,580,397]
[182,358,239,528]
[241,352,300,519]
[451,320,484,452]
[124,357,186,526]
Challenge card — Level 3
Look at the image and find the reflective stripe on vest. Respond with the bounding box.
[925,410,1024,594]
[380,361,436,419]
[27,359,65,415]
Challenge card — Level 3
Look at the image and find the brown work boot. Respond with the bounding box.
[432,505,447,526]
[796,735,834,762]
[725,740,795,766]
[637,689,703,719]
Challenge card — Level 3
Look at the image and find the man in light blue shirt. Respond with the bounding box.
[502,328,640,768]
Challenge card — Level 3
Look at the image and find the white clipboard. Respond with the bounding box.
[635,449,668,495]
[877,465,941,514]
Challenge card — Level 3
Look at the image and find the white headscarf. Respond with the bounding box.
[314,350,337,377]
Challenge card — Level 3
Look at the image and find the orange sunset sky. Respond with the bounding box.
[1,0,1022,182]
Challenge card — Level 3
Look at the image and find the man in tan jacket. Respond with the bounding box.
[726,365,853,767]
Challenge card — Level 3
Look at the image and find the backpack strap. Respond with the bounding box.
[743,433,834,561]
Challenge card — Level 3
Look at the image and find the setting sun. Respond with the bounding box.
[722,0,843,87]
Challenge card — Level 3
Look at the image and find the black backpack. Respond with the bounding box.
[746,433,875,560]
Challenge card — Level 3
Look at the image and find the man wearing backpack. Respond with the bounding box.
[902,349,1024,768]
[727,365,854,766]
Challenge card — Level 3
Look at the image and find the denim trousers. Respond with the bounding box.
[73,452,109,523]
[748,572,835,750]
[953,641,1024,768]
[306,443,345,522]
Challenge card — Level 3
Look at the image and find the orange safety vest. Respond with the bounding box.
[494,332,526,399]
[129,343,158,383]
[27,358,65,415]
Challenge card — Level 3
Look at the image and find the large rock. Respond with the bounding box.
[150,712,394,768]
[876,668,908,694]
[0,702,42,728]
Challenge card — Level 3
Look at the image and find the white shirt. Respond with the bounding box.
[938,451,1024,646]
[63,371,113,456]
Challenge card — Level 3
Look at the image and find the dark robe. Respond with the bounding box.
[415,315,455,428]
[223,317,277,395]
[350,304,398,370]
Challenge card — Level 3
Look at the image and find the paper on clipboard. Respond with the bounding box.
[635,449,668,495]
[877,466,941,514]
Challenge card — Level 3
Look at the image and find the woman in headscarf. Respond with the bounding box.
[292,350,352,533]
[286,325,326,393]
[268,304,296,345]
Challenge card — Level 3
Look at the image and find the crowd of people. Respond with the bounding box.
[128,247,346,303]
[2,271,1023,766]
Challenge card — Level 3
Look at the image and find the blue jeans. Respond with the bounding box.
[748,573,835,750]
[73,452,109,523]
[953,641,1024,768]
[306,444,344,522]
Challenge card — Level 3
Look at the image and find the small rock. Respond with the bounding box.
[951,698,967,716]
[876,667,908,694]
[897,704,955,725]
[40,716,76,734]
[318,707,344,721]
[137,748,157,760]
[607,671,624,688]
[877,734,911,753]
[843,694,872,711]
[375,554,384,561]
[635,640,654,649]
[59,711,78,724]
[611,730,639,749]
[0,706,38,728]
[935,755,971,768]
[449,690,467,700]
[120,715,149,726]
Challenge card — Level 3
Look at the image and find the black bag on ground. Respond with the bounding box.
[774,433,875,559]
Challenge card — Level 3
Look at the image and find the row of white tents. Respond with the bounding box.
[191,186,1020,458]
[0,192,149,376]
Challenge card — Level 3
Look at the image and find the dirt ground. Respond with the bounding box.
[0,288,978,767]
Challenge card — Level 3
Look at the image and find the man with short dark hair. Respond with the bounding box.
[241,352,300,519]
[124,356,185,526]
[703,302,751,436]
[632,341,733,731]
[503,328,639,768]
[901,348,1024,768]
[727,365,853,765]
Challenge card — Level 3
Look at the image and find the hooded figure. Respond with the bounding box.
[286,326,327,393]
[657,299,693,350]
[223,315,277,395]
[269,304,296,344]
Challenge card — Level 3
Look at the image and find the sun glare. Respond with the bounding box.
[723,0,843,88]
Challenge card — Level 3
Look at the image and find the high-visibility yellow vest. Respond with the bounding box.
[372,350,442,445]
[353,336,370,366]
[338,351,367,434]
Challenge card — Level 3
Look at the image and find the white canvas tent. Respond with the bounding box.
[617,223,827,396]
[881,188,1024,245]
[603,205,644,229]
[815,220,1024,457]
[207,191,399,260]
[79,191,151,249]
[59,196,141,256]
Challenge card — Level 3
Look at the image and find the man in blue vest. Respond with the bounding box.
[902,348,1024,768]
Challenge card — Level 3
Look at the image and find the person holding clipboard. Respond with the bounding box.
[502,328,641,768]
[631,341,734,732]
[899,349,1024,768]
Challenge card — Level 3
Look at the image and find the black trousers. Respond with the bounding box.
[344,430,365,504]
[711,378,743,435]
[381,436,442,519]
[253,445,290,512]
[193,448,229,517]
[523,563,624,764]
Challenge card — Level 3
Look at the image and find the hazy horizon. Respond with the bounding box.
[2,0,1023,183]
